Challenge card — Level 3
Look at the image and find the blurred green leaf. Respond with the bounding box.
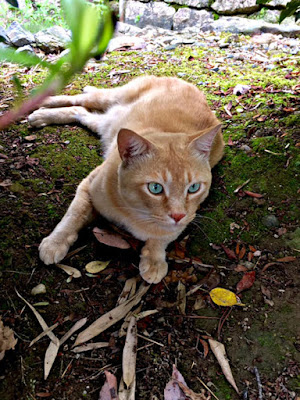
[256,0,271,4]
[0,47,51,69]
[279,0,300,22]
[5,0,19,7]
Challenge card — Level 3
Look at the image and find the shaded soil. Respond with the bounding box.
[0,37,300,400]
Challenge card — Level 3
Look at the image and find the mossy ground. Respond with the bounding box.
[0,35,299,399]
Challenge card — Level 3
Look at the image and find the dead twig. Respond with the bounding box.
[253,366,263,400]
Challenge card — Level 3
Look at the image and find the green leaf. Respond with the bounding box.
[279,0,300,22]
[93,8,114,56]
[61,0,113,67]
[0,47,51,69]
[5,0,19,7]
[256,0,271,4]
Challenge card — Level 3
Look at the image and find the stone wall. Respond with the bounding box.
[120,0,300,35]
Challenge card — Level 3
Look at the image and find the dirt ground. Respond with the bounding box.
[0,39,300,399]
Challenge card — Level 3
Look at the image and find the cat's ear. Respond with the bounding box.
[189,124,222,159]
[118,129,154,163]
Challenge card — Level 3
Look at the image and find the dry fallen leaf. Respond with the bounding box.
[56,264,82,278]
[73,342,109,353]
[74,283,149,346]
[210,288,245,307]
[122,316,137,388]
[99,371,119,400]
[276,256,296,263]
[85,260,110,274]
[118,377,136,400]
[16,290,59,347]
[177,281,186,315]
[164,364,188,400]
[117,277,137,306]
[0,317,17,361]
[236,271,256,294]
[59,318,87,346]
[44,341,59,380]
[93,227,131,249]
[209,338,239,394]
[164,365,208,400]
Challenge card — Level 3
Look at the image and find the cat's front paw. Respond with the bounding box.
[39,232,77,265]
[28,108,50,128]
[139,256,168,284]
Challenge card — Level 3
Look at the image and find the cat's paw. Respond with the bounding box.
[139,256,168,284]
[28,108,49,128]
[39,232,77,265]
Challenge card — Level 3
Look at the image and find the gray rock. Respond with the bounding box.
[6,21,35,47]
[251,9,281,24]
[211,0,259,15]
[165,44,178,50]
[208,16,300,36]
[164,0,209,9]
[45,26,71,45]
[0,26,9,44]
[15,45,35,55]
[116,22,143,35]
[125,1,175,30]
[34,32,65,53]
[268,0,289,7]
[173,9,214,31]
[262,215,280,228]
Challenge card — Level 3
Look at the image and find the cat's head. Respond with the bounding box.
[117,126,221,236]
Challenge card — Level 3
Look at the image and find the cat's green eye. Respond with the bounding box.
[148,182,163,195]
[188,183,201,193]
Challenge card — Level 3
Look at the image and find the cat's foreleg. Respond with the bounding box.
[39,166,101,265]
[28,106,90,128]
[139,239,170,284]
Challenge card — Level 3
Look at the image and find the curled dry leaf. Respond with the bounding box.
[164,364,187,400]
[236,271,256,294]
[56,263,82,278]
[118,377,136,400]
[116,277,137,306]
[209,338,239,394]
[244,191,264,199]
[199,338,209,358]
[0,317,17,361]
[221,244,237,261]
[122,316,137,388]
[73,342,109,353]
[210,288,245,307]
[99,371,119,400]
[164,365,208,400]
[85,260,110,274]
[119,305,142,338]
[93,227,131,249]
[177,281,186,315]
[276,256,296,263]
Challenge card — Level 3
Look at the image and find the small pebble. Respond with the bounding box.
[262,215,280,228]
[31,283,46,295]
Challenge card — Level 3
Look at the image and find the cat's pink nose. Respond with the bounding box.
[170,213,186,223]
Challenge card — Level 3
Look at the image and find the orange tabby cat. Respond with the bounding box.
[28,76,224,283]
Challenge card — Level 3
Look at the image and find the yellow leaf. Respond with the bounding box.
[210,288,245,307]
[85,260,110,274]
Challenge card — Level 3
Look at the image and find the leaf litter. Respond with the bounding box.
[0,317,17,361]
